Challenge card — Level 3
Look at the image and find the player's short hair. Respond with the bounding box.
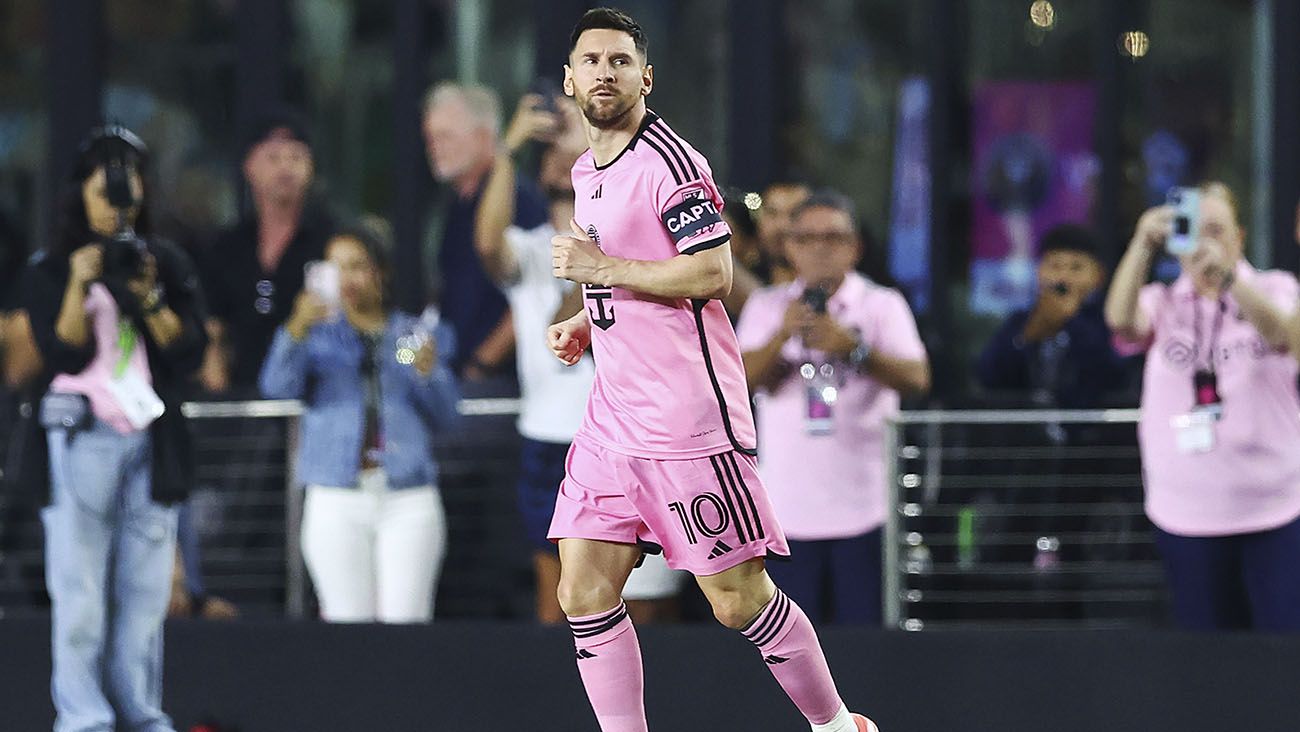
[569,7,648,62]
[793,189,860,232]
[423,81,502,138]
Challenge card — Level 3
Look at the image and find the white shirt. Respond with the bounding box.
[503,224,595,443]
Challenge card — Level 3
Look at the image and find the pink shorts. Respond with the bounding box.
[548,438,790,576]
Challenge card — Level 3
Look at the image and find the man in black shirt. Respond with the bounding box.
[199,109,336,394]
[423,82,548,380]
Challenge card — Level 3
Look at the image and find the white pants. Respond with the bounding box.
[301,469,446,623]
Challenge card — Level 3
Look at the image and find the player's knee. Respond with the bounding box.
[708,590,762,630]
[556,576,621,618]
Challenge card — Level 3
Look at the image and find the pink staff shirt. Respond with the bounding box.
[735,273,927,540]
[1114,263,1300,537]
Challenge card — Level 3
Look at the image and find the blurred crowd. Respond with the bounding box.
[2,75,1300,649]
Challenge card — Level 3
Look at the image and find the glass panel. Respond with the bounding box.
[288,0,401,215]
[104,0,240,256]
[1121,0,1257,258]
[0,0,49,251]
[783,0,926,241]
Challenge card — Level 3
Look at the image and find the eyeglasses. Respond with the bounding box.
[788,231,855,247]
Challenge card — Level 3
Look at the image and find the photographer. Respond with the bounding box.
[1105,181,1300,631]
[259,223,459,623]
[22,126,207,731]
[737,190,929,624]
[976,224,1127,409]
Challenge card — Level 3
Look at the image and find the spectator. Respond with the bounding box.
[976,224,1127,409]
[22,125,208,731]
[200,107,335,394]
[422,81,548,381]
[752,181,810,285]
[166,505,239,621]
[475,91,685,623]
[260,223,460,623]
[719,189,763,319]
[1,208,40,388]
[1105,181,1300,632]
[737,190,930,624]
[1,207,44,599]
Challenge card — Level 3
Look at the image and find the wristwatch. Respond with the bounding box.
[848,337,871,371]
[142,286,166,315]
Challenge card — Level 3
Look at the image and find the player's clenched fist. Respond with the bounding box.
[552,218,610,285]
[547,312,591,366]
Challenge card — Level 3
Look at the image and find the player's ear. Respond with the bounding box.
[642,64,653,98]
[563,65,575,97]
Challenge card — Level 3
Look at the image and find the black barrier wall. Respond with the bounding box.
[4,620,1300,732]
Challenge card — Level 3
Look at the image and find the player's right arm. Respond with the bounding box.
[547,307,591,365]
[552,218,733,300]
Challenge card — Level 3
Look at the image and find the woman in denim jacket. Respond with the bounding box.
[260,223,459,623]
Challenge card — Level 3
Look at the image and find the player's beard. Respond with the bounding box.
[578,89,639,130]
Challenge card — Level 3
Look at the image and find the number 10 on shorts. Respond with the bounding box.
[667,494,732,546]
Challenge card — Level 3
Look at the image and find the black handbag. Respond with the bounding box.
[149,394,195,505]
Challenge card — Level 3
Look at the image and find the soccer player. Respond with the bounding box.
[547,9,879,732]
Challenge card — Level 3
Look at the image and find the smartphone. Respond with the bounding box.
[1165,187,1200,257]
[304,260,341,310]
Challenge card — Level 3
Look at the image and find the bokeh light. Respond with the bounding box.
[1029,1,1056,30]
[1120,30,1150,58]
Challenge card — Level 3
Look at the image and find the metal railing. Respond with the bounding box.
[0,397,528,620]
[5,402,1165,627]
[883,409,1164,630]
[180,397,525,619]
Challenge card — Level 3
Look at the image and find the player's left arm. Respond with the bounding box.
[552,218,732,300]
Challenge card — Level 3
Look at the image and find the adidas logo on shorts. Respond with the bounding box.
[763,655,789,665]
[575,649,598,660]
[707,539,734,559]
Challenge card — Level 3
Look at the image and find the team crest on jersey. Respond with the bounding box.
[579,224,615,330]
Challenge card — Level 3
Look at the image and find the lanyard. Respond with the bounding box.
[114,318,138,379]
[1191,296,1226,373]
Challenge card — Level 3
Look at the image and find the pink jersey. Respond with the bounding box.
[1114,262,1300,536]
[570,110,752,460]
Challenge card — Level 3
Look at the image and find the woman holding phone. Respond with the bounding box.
[1104,182,1300,631]
[260,222,460,623]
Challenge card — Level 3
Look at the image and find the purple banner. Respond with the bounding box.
[888,77,931,313]
[969,82,1098,316]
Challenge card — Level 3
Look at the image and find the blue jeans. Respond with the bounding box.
[1155,514,1300,632]
[43,419,178,732]
[765,529,883,625]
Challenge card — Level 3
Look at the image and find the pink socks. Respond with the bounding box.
[569,602,648,732]
[569,591,848,731]
[740,588,846,726]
